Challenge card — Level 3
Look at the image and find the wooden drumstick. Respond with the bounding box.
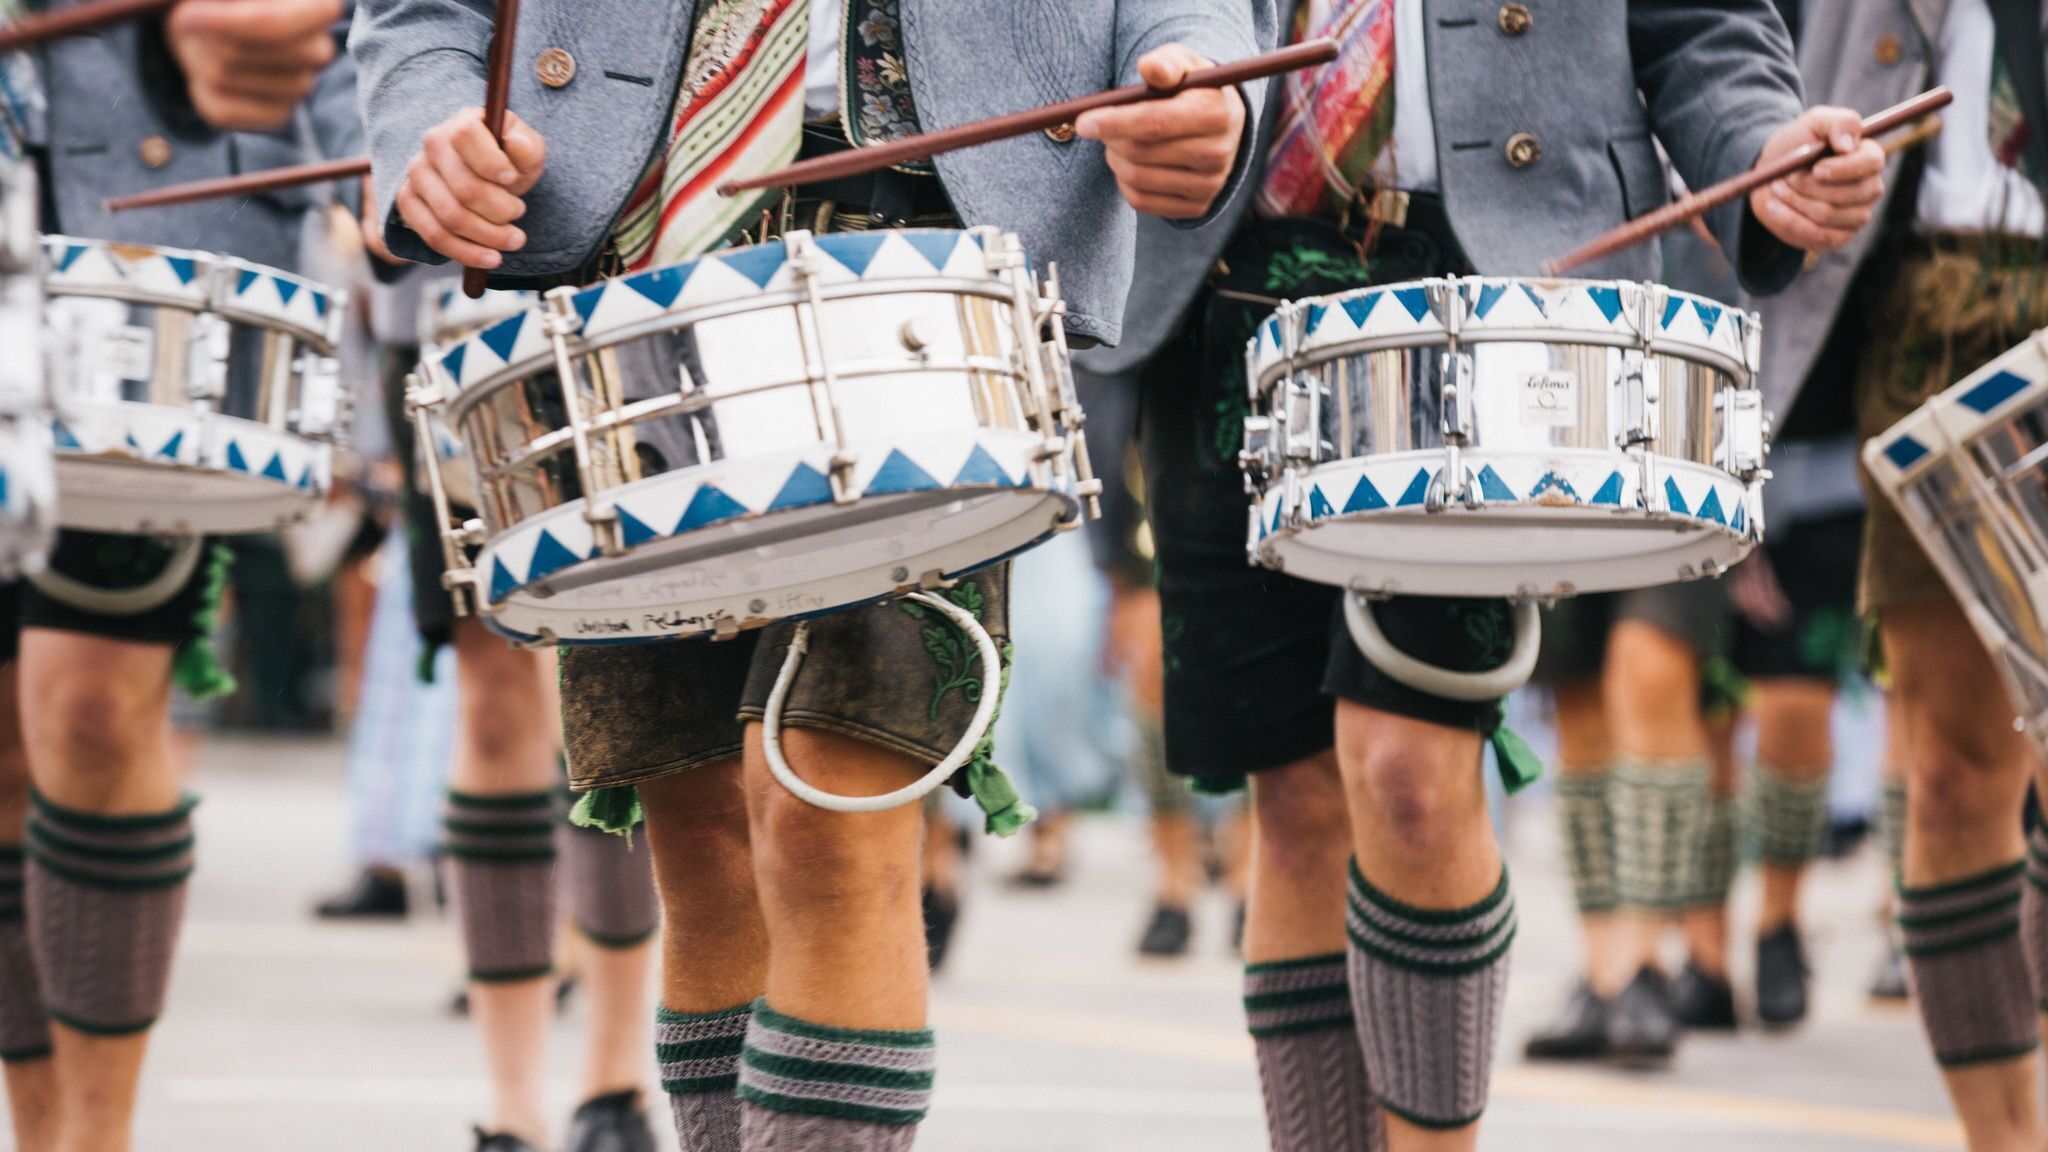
[104,155,371,213]
[0,0,176,53]
[463,0,521,299]
[1543,87,1953,276]
[718,39,1340,197]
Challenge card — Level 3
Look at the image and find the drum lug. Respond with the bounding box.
[916,568,955,592]
[1724,389,1769,479]
[1435,355,1479,510]
[517,626,559,652]
[712,614,742,641]
[828,452,860,505]
[1616,350,1660,451]
[441,566,483,618]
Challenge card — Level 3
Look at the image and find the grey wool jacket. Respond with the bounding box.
[1084,0,1810,375]
[350,0,1276,345]
[38,0,363,274]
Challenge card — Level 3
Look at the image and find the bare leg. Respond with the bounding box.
[1244,752,1350,963]
[19,631,181,1152]
[1603,621,1711,975]
[1887,601,2042,1151]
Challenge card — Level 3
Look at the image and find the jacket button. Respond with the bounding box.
[1498,3,1532,35]
[1875,33,1901,66]
[536,47,577,88]
[138,135,172,169]
[1504,132,1541,169]
[1044,122,1077,144]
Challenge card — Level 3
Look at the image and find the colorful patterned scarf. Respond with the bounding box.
[1256,0,1397,220]
[1989,50,2045,187]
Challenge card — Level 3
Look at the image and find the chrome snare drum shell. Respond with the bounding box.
[415,282,539,513]
[424,227,1095,645]
[40,236,350,535]
[1242,276,1768,600]
[0,155,52,577]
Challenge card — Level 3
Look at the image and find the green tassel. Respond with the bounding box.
[1699,655,1751,723]
[172,543,237,700]
[569,786,643,841]
[962,641,1035,837]
[1490,706,1543,795]
[415,639,444,686]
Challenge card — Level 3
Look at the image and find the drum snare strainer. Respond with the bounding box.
[1867,330,2048,750]
[414,227,1097,812]
[1243,277,1769,697]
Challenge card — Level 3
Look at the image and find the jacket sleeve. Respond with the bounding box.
[310,8,367,218]
[349,0,495,264]
[1114,0,1279,227]
[1629,0,1806,295]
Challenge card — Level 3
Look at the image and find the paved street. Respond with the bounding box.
[17,734,1963,1151]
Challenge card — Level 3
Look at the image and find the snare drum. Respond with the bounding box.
[41,236,349,534]
[413,227,1096,645]
[0,152,51,577]
[1243,277,1769,600]
[414,282,536,512]
[1866,331,2048,745]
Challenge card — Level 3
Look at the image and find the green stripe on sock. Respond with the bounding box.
[735,1085,926,1127]
[662,1071,739,1094]
[1378,1097,1486,1131]
[446,790,555,811]
[46,1005,155,1037]
[657,1003,753,1025]
[468,963,555,984]
[657,1034,746,1064]
[1242,982,1351,1013]
[29,792,197,831]
[1897,861,2027,901]
[1934,1039,2042,1069]
[27,821,194,864]
[1901,920,2022,958]
[1346,920,1518,978]
[438,843,557,863]
[751,1000,934,1049]
[24,846,192,891]
[1347,859,1510,925]
[1896,893,2022,933]
[1244,952,1347,976]
[740,1049,935,1094]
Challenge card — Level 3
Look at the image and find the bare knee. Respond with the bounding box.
[454,630,550,773]
[23,659,166,799]
[1251,752,1350,881]
[1336,707,1484,855]
[744,729,923,916]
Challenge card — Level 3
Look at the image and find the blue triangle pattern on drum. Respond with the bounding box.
[273,277,300,305]
[297,466,315,491]
[227,442,251,472]
[1883,434,1930,470]
[823,232,888,277]
[441,344,467,382]
[952,444,1016,487]
[1587,286,1623,322]
[479,315,525,363]
[677,485,750,531]
[261,453,288,482]
[237,268,260,295]
[1477,465,1515,502]
[0,470,7,506]
[720,244,786,289]
[490,556,519,601]
[1591,472,1624,506]
[1308,485,1335,519]
[157,431,182,459]
[1960,370,2029,414]
[56,244,86,272]
[1341,292,1380,328]
[572,285,605,326]
[1694,301,1720,335]
[165,256,195,283]
[1731,501,1746,533]
[51,422,78,449]
[902,231,960,272]
[1396,468,1431,506]
[866,449,939,494]
[1660,297,1683,330]
[1306,302,1327,334]
[311,291,327,318]
[1520,284,1547,314]
[1475,283,1508,318]
[1528,471,1579,502]
[626,264,690,307]
[1662,476,1689,516]
[1393,287,1429,320]
[768,462,835,510]
[1270,499,1285,535]
[618,506,662,547]
[1696,487,1726,525]
[124,432,140,451]
[1344,474,1389,512]
[526,528,584,581]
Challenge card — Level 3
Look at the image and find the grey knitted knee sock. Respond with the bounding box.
[1555,772,1616,916]
[0,846,49,1061]
[25,793,196,1035]
[562,820,658,950]
[1345,861,1514,1131]
[1748,763,1829,869]
[1880,777,1907,880]
[2023,827,2048,1016]
[1685,793,1737,909]
[658,1003,748,1152]
[1899,860,2040,1066]
[737,1000,931,1146]
[1610,758,1710,913]
[1245,954,1384,1151]
[443,790,557,983]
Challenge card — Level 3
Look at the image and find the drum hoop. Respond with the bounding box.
[42,236,344,353]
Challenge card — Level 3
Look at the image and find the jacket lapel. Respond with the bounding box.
[1905,0,1948,48]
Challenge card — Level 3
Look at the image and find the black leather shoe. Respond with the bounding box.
[473,1128,540,1152]
[1755,925,1810,1026]
[1137,903,1192,957]
[313,869,408,919]
[1870,942,1910,1001]
[923,886,961,972]
[1671,961,1738,1031]
[566,1090,655,1152]
[1523,981,1610,1060]
[1606,967,1679,1064]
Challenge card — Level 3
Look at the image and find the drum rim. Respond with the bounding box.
[41,233,346,352]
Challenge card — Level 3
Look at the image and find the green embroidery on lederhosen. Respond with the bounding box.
[841,0,930,170]
[1263,242,1377,295]
[1453,601,1513,669]
[898,580,991,721]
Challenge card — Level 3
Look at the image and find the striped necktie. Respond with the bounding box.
[1257,0,1396,220]
[611,0,811,271]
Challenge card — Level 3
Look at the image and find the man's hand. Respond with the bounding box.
[1076,45,1245,219]
[360,175,404,265]
[1749,106,1886,253]
[394,108,547,271]
[166,0,344,132]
